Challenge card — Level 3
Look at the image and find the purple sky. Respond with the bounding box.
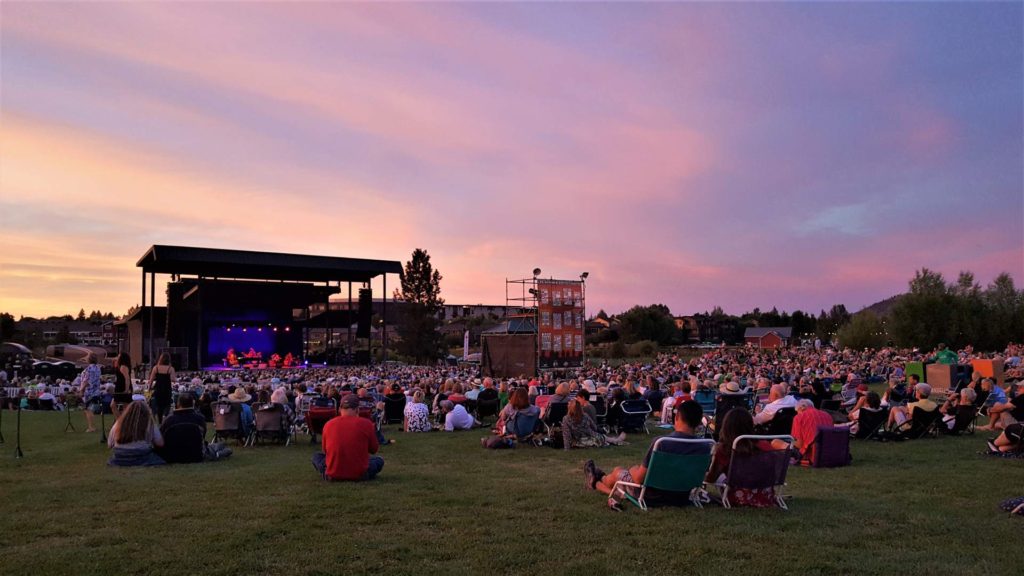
[1,2,1021,318]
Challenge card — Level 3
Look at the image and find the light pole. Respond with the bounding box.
[580,272,588,368]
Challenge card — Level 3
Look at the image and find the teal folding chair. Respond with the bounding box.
[609,437,715,511]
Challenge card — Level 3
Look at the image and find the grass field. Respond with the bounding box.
[1,410,1021,576]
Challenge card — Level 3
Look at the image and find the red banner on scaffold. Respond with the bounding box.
[536,279,584,369]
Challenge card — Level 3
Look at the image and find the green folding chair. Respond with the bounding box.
[609,437,715,511]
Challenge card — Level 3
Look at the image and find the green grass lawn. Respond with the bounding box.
[1,410,1021,576]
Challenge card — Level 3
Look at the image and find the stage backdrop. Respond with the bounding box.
[536,279,584,370]
[481,334,537,378]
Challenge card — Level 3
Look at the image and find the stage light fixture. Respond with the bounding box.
[580,272,589,280]
[273,327,278,332]
[532,268,541,277]
[242,328,247,332]
[258,327,263,332]
[285,326,291,332]
[226,328,231,332]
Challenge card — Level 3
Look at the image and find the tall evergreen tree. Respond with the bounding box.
[394,249,445,363]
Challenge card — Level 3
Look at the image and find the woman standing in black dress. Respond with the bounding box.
[111,352,133,419]
[147,353,175,423]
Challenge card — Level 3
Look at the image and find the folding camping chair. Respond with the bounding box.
[619,399,652,434]
[609,437,716,511]
[940,404,978,436]
[759,407,797,436]
[475,388,501,424]
[721,434,795,510]
[710,394,750,440]
[852,406,889,440]
[892,408,942,440]
[253,403,291,446]
[694,389,717,417]
[591,396,608,433]
[542,402,571,447]
[808,426,850,468]
[382,395,407,425]
[306,399,337,444]
[212,401,249,446]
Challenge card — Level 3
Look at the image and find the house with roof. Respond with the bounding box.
[743,327,793,349]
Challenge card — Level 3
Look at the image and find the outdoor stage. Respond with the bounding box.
[202,364,307,372]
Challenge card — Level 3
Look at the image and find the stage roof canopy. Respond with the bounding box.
[137,245,402,283]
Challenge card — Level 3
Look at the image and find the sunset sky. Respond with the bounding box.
[1,2,1021,319]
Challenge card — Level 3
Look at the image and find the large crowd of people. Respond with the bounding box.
[1,342,1021,508]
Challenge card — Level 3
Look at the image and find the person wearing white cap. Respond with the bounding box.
[890,382,937,428]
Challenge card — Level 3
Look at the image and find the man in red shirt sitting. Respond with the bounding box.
[312,394,383,481]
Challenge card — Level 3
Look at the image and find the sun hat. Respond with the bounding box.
[228,387,252,403]
[720,381,742,394]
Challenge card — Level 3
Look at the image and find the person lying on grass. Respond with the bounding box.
[583,400,707,497]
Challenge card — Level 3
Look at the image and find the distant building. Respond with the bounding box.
[16,318,108,346]
[744,327,793,349]
[309,299,505,323]
[114,307,167,368]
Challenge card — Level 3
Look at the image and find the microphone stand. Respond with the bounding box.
[65,400,76,432]
[15,405,24,458]
[99,407,107,445]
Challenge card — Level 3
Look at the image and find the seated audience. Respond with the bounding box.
[846,391,882,435]
[753,384,797,426]
[403,390,432,432]
[270,387,295,428]
[227,386,255,435]
[441,399,476,431]
[108,396,165,467]
[791,398,834,463]
[158,393,208,464]
[493,387,540,436]
[584,401,708,507]
[988,423,1023,454]
[883,374,914,407]
[705,408,786,507]
[889,383,937,428]
[562,400,625,449]
[940,387,977,430]
[312,394,383,481]
[979,380,1022,432]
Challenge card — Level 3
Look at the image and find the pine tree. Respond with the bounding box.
[394,249,445,363]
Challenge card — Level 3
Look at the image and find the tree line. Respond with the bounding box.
[591,269,1021,352]
[839,269,1023,351]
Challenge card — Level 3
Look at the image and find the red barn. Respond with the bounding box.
[744,327,793,349]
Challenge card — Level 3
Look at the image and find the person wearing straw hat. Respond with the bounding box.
[227,386,255,436]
